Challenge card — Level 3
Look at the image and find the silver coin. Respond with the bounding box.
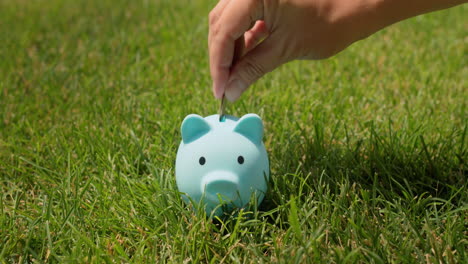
[218,94,226,121]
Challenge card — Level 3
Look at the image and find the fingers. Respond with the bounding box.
[209,0,229,22]
[224,36,286,102]
[208,0,232,99]
[209,0,264,99]
[244,21,269,53]
[208,0,230,45]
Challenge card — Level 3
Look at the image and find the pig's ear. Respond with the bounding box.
[181,114,211,144]
[233,114,263,144]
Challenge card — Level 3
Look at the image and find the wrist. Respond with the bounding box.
[328,0,386,45]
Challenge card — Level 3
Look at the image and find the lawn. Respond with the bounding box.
[0,0,466,263]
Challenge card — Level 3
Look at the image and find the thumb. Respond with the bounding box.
[224,36,286,102]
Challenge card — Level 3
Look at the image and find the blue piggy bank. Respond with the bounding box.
[175,114,270,216]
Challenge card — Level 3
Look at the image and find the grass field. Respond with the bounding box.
[0,0,466,263]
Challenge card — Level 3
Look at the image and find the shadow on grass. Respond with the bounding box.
[260,119,466,213]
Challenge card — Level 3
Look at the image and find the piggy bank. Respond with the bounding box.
[175,114,269,216]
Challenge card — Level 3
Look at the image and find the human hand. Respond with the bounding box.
[208,0,466,102]
[208,0,380,101]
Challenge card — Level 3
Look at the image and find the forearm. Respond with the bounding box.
[337,0,467,45]
[375,0,467,27]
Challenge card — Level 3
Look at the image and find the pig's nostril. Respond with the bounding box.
[205,180,238,201]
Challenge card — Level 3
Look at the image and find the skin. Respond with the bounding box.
[208,0,467,102]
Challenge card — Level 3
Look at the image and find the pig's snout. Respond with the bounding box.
[201,171,239,203]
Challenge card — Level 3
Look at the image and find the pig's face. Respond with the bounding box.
[175,114,269,216]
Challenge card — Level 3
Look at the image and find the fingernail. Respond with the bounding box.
[213,83,223,99]
[225,79,247,102]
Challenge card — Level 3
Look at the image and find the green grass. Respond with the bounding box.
[0,0,466,262]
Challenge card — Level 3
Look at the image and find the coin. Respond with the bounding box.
[219,94,226,121]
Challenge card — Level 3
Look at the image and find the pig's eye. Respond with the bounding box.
[237,156,244,164]
[199,156,206,165]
